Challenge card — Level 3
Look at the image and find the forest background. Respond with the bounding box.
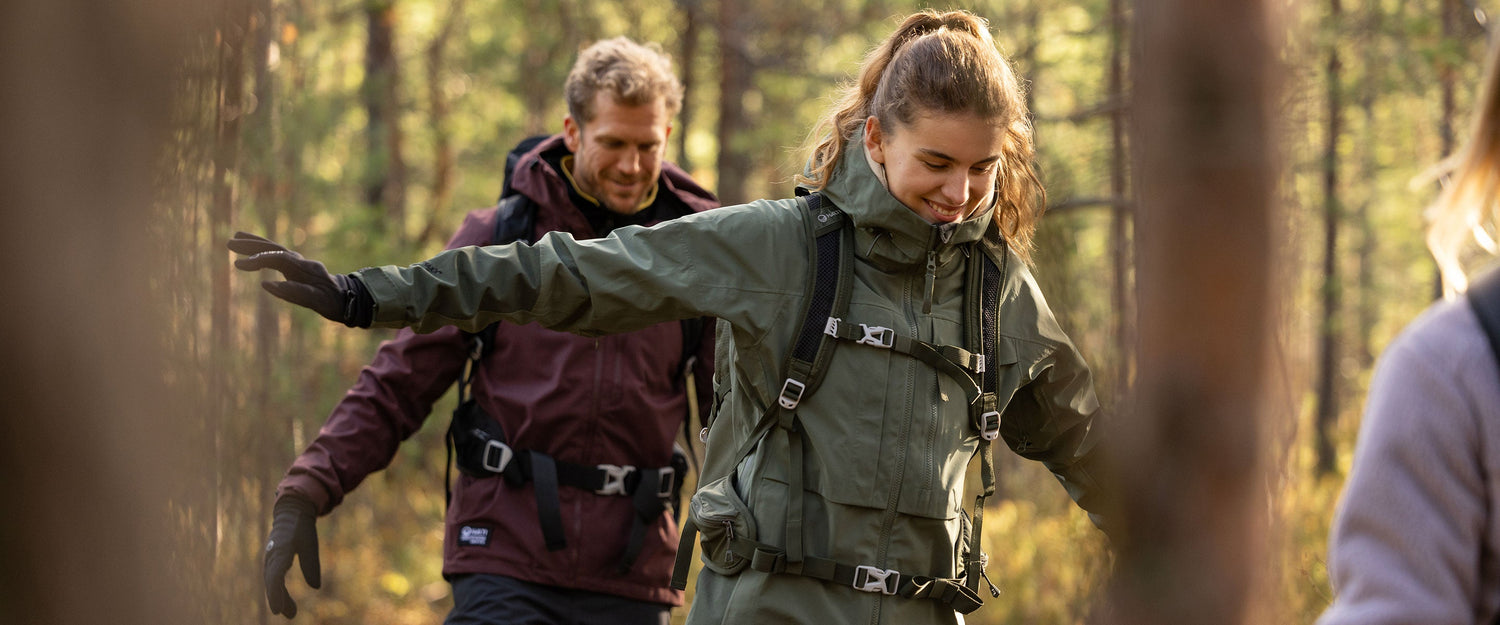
[144,0,1492,623]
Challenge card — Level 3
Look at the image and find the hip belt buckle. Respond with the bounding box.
[482,440,514,474]
[853,565,899,595]
[596,464,636,496]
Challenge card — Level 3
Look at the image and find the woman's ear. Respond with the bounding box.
[864,116,886,165]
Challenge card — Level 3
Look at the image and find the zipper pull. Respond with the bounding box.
[922,250,937,314]
[723,520,736,564]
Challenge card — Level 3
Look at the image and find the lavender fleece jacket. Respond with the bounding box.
[1318,296,1500,625]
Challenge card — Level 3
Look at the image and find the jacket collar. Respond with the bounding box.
[811,127,997,270]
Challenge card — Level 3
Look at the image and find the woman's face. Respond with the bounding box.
[865,112,1004,224]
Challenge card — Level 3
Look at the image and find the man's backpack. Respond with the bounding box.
[673,191,1005,615]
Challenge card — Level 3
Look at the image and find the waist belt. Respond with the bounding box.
[718,533,988,614]
[458,434,677,574]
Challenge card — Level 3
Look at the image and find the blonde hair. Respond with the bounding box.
[564,37,683,124]
[1425,37,1500,294]
[796,10,1045,263]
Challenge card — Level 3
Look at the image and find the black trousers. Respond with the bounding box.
[445,574,671,625]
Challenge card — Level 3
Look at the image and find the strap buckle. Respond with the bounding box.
[824,317,840,337]
[481,439,514,473]
[853,565,900,595]
[596,464,636,496]
[779,378,807,410]
[978,411,1001,441]
[856,324,894,348]
[656,467,676,499]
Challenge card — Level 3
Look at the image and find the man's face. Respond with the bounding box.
[563,93,672,215]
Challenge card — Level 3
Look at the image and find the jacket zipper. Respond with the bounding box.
[922,250,937,314]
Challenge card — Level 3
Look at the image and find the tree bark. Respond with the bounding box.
[675,0,701,173]
[1109,0,1135,403]
[364,0,407,240]
[1314,0,1343,476]
[715,0,753,205]
[416,0,464,247]
[1105,0,1278,623]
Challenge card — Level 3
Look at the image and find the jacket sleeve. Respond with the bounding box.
[1317,305,1490,625]
[358,201,802,340]
[277,209,498,514]
[995,258,1114,533]
[276,326,469,514]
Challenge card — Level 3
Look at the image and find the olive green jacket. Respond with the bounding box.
[359,135,1110,624]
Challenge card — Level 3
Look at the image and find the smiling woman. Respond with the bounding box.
[863,112,1005,225]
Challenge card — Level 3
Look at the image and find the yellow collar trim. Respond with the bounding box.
[560,154,658,213]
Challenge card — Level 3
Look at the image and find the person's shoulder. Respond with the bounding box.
[1381,296,1494,388]
[442,206,507,249]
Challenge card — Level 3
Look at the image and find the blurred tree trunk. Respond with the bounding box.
[675,0,702,173]
[715,0,753,205]
[1314,0,1343,476]
[1109,0,1134,401]
[0,0,214,622]
[416,0,464,247]
[211,0,252,560]
[1354,3,1382,369]
[248,3,279,622]
[364,0,407,240]
[1106,0,1277,623]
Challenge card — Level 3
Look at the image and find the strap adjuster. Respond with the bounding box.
[779,378,807,410]
[978,411,1001,441]
[856,324,895,348]
[596,464,636,496]
[853,565,900,595]
[656,467,676,499]
[481,439,514,473]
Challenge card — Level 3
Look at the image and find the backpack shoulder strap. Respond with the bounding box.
[775,191,853,411]
[1467,267,1500,376]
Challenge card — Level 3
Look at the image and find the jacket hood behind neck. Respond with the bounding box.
[808,126,997,270]
[509,133,720,219]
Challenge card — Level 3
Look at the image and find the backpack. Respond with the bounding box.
[672,191,1005,615]
[1470,268,1500,379]
[443,134,706,573]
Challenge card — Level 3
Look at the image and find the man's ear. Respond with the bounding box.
[864,116,885,164]
[563,116,582,152]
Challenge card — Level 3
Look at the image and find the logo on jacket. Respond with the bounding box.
[458,525,491,547]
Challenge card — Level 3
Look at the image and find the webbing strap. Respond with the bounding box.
[725,540,985,614]
[529,451,566,551]
[782,415,805,571]
[1469,268,1500,377]
[823,318,983,404]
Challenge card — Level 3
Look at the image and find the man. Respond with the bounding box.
[261,37,718,625]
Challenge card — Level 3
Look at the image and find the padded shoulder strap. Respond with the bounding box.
[1467,268,1500,378]
[776,192,853,411]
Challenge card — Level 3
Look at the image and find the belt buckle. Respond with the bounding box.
[596,464,635,496]
[853,565,899,595]
[481,440,514,473]
[656,467,676,499]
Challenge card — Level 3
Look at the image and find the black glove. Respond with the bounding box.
[227,231,373,328]
[263,495,321,618]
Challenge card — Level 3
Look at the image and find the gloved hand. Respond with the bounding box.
[263,495,321,618]
[227,232,372,327]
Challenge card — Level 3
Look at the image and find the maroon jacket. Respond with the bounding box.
[277,134,718,605]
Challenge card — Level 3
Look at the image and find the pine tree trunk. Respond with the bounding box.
[1314,0,1344,476]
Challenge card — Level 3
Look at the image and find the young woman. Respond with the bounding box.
[1316,38,1500,625]
[233,10,1111,624]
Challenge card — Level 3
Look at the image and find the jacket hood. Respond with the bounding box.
[809,126,997,270]
[508,134,720,236]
